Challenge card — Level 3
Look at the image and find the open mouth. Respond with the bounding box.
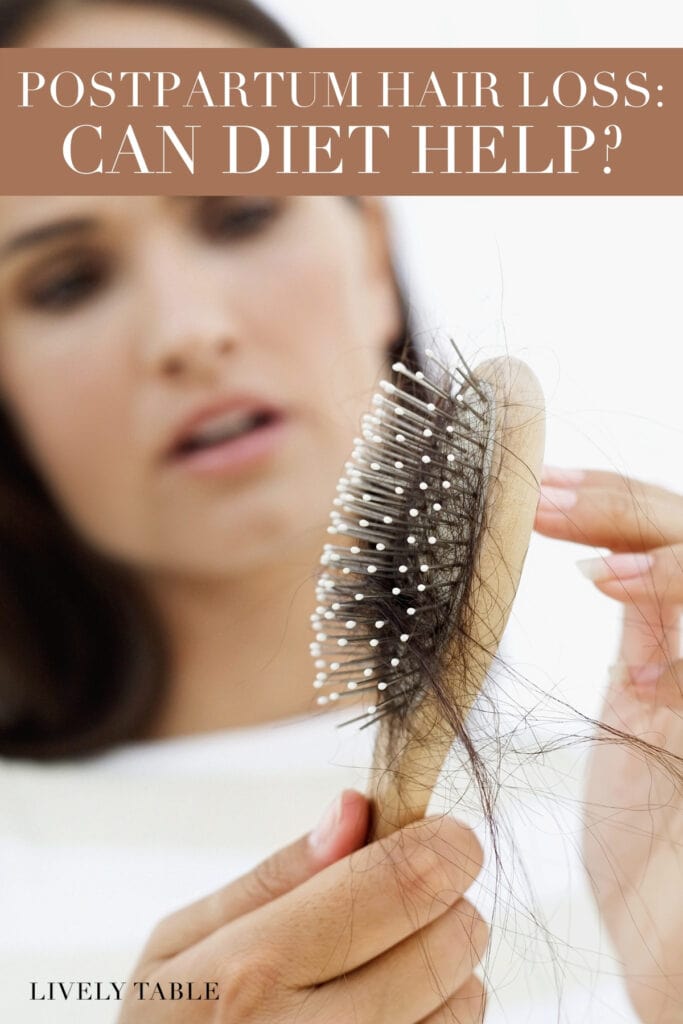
[166,405,287,476]
[173,408,279,458]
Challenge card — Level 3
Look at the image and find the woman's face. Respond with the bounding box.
[0,7,402,579]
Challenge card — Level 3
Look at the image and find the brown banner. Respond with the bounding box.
[0,48,679,195]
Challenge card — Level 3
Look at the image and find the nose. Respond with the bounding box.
[136,239,237,383]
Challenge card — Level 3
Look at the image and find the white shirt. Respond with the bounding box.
[0,708,637,1022]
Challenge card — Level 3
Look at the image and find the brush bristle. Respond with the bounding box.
[310,341,495,727]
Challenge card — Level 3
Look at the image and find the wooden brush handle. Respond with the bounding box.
[368,357,546,839]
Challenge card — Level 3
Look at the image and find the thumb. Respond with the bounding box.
[232,788,370,916]
[144,790,369,960]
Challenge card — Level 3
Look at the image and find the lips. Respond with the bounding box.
[163,398,286,465]
[174,408,275,456]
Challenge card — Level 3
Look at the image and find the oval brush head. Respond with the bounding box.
[310,343,545,838]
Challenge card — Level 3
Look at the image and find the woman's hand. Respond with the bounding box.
[535,468,683,1024]
[117,790,488,1023]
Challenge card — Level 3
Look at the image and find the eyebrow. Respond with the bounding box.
[0,198,196,263]
[0,217,96,261]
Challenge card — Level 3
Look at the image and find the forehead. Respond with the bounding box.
[20,1,259,48]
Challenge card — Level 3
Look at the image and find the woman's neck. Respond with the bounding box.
[139,541,323,740]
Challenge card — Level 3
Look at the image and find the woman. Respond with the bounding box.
[0,2,680,1022]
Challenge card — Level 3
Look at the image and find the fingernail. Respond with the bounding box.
[537,486,578,513]
[541,465,585,486]
[309,793,343,854]
[577,552,653,582]
[629,664,664,687]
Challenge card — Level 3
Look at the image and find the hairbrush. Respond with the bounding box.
[310,343,545,839]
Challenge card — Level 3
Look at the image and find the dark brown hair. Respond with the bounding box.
[0,0,417,760]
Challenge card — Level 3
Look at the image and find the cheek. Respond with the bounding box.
[240,221,384,415]
[0,329,144,557]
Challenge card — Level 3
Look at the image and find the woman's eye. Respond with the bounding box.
[22,254,107,313]
[199,198,281,241]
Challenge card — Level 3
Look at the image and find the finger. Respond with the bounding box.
[420,975,486,1024]
[534,479,683,550]
[577,544,683,607]
[145,789,369,959]
[325,899,487,1024]
[241,815,484,986]
[618,600,680,688]
[608,656,683,710]
[542,465,679,503]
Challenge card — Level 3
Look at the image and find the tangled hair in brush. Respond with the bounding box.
[311,345,513,838]
[312,344,494,730]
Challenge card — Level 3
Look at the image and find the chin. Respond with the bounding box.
[166,506,326,578]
